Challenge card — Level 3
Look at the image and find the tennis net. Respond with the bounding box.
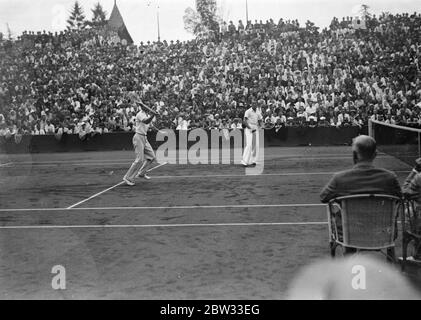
[369,119,421,166]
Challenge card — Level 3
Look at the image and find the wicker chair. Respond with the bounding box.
[328,194,402,262]
[401,199,421,270]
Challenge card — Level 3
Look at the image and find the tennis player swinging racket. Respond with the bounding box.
[123,99,159,186]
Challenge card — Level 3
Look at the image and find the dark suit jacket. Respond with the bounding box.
[320,161,402,203]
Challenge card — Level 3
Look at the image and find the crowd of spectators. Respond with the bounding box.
[0,11,420,140]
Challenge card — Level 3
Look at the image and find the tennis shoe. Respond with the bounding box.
[139,173,151,180]
[123,177,135,186]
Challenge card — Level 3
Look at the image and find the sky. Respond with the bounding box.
[0,0,419,43]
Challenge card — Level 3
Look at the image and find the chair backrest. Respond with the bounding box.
[332,194,401,250]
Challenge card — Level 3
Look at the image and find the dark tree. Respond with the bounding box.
[91,2,107,27]
[67,1,87,31]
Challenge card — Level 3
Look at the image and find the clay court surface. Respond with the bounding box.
[0,146,416,299]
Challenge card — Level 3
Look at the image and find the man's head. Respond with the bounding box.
[286,256,421,300]
[352,135,377,164]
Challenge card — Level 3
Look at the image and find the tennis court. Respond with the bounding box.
[0,145,415,299]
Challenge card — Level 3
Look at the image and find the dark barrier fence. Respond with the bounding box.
[0,126,366,154]
[264,126,365,147]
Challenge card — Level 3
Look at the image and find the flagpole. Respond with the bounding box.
[157,5,161,42]
[246,0,249,23]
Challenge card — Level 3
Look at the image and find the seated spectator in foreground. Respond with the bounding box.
[320,135,402,202]
[402,158,421,261]
[320,135,402,253]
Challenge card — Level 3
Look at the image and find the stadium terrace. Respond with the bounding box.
[0,10,420,142]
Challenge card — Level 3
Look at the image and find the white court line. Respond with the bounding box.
[10,151,391,164]
[66,162,168,209]
[0,162,12,167]
[0,203,327,213]
[10,154,352,164]
[26,162,131,167]
[0,221,328,230]
[66,181,125,209]
[3,165,411,179]
[149,170,411,179]
[12,154,395,166]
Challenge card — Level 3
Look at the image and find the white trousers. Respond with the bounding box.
[242,128,259,165]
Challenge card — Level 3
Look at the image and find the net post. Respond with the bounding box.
[368,119,373,139]
[418,132,420,159]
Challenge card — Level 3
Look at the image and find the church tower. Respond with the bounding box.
[107,0,134,44]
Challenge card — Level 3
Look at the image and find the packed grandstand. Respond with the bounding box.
[0,7,420,140]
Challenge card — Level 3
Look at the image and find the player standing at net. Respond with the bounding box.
[123,100,159,186]
[241,103,262,167]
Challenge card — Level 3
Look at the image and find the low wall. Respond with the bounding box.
[0,126,365,154]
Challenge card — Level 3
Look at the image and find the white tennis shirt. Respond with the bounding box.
[135,110,150,135]
[244,107,262,130]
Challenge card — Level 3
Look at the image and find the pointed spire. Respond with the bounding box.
[108,0,133,44]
